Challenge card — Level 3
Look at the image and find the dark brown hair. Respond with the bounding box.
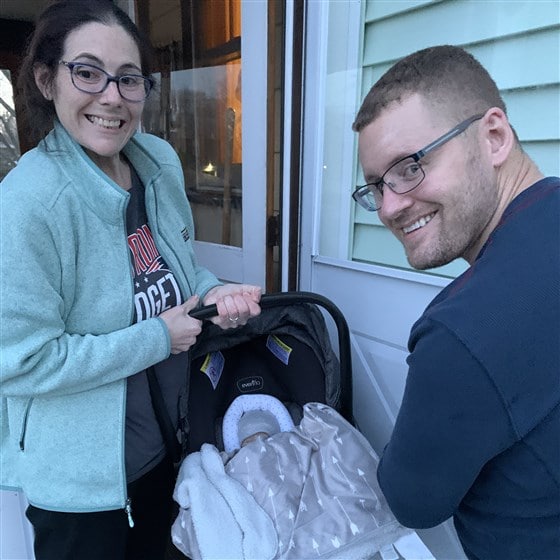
[17,0,154,144]
[352,45,507,132]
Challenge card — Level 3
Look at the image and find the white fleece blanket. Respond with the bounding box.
[172,443,277,560]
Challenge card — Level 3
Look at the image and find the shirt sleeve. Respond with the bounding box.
[377,317,517,528]
[193,263,222,300]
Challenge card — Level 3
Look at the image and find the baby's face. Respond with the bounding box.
[241,432,269,447]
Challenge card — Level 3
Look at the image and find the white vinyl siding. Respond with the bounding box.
[352,0,560,277]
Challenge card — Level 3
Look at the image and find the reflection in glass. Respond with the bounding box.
[143,62,242,246]
[138,0,243,249]
[0,69,21,181]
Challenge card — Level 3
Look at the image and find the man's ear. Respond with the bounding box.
[480,107,515,168]
[33,63,54,100]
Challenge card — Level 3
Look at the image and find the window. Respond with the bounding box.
[0,69,20,181]
[318,0,560,278]
[138,0,243,246]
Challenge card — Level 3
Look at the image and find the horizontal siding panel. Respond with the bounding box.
[503,84,560,141]
[466,29,560,91]
[354,83,559,144]
[365,0,437,22]
[522,142,560,177]
[363,0,560,66]
[363,27,560,97]
[360,65,379,100]
[353,224,469,278]
[353,224,404,264]
[353,201,383,225]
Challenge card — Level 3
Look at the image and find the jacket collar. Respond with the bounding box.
[42,121,161,224]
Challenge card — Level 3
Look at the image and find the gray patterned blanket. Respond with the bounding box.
[172,403,416,559]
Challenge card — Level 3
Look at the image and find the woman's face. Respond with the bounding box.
[45,22,145,168]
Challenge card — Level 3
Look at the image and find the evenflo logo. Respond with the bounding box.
[237,376,264,393]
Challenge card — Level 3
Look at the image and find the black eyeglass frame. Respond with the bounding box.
[59,60,155,102]
[352,113,485,211]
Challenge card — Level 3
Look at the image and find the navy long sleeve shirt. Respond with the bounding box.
[378,177,560,560]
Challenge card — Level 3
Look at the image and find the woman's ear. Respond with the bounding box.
[480,107,515,168]
[33,63,54,100]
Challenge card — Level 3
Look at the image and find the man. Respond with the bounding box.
[352,45,559,559]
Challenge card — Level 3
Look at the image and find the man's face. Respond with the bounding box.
[358,94,498,269]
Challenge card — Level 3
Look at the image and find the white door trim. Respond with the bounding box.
[238,0,267,287]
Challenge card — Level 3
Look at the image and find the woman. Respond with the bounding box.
[0,1,261,558]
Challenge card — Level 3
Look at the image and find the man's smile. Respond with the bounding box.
[402,212,436,234]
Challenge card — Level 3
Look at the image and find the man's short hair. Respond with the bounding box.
[352,45,508,132]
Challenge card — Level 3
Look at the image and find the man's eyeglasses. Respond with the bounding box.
[352,113,484,212]
[59,60,154,102]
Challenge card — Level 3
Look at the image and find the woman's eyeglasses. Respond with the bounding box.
[59,60,154,102]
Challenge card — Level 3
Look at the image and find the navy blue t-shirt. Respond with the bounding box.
[377,178,560,559]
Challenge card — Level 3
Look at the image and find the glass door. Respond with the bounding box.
[0,69,21,180]
[137,0,267,285]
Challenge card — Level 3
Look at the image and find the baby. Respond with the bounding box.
[222,394,295,453]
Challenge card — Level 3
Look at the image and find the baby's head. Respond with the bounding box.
[238,409,281,447]
[222,394,295,453]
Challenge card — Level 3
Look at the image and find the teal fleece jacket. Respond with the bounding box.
[0,122,220,513]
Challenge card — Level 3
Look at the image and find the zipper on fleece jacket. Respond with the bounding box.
[19,398,34,451]
[122,195,136,529]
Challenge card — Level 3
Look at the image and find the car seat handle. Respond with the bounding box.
[191,291,338,320]
[190,291,353,421]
